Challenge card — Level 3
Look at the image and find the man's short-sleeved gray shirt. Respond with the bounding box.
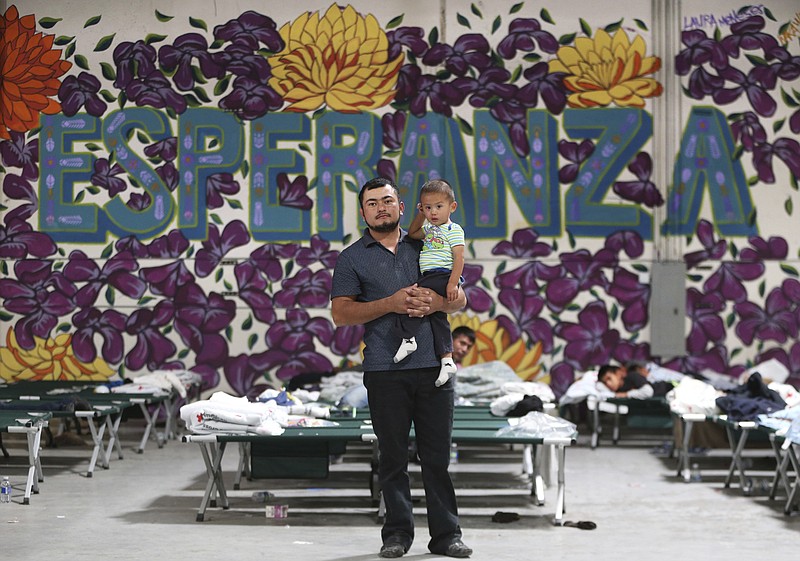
[331,228,439,372]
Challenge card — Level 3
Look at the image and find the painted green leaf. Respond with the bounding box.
[74,54,90,70]
[780,263,799,277]
[579,18,592,37]
[83,15,102,28]
[539,8,554,24]
[227,198,243,210]
[781,88,799,107]
[559,32,576,45]
[145,33,168,45]
[784,197,793,215]
[85,142,102,151]
[634,18,648,31]
[155,10,174,22]
[211,213,223,225]
[54,35,75,45]
[745,54,767,66]
[189,16,208,31]
[57,322,71,333]
[471,4,483,18]
[491,16,501,34]
[64,41,76,60]
[240,160,249,179]
[248,334,258,350]
[193,86,211,103]
[100,62,116,81]
[456,116,474,136]
[456,13,471,28]
[429,27,439,46]
[523,53,542,62]
[215,268,224,282]
[604,18,623,33]
[510,3,524,15]
[764,7,776,21]
[386,14,404,29]
[39,17,63,29]
[213,75,231,96]
[105,286,115,305]
[242,315,253,330]
[94,33,116,52]
[773,118,785,133]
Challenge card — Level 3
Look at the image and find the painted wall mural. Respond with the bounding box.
[1,1,799,398]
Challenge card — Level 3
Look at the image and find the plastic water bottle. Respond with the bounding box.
[690,463,702,482]
[251,491,274,503]
[0,477,10,503]
[449,443,459,464]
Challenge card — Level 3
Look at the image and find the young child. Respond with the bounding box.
[392,179,465,387]
[596,364,655,398]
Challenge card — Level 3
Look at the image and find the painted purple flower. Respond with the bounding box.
[0,217,55,258]
[613,152,664,208]
[752,138,800,183]
[156,162,179,191]
[604,231,644,259]
[330,324,365,357]
[721,16,779,60]
[451,67,516,108]
[489,95,529,156]
[0,131,39,179]
[147,229,190,258]
[173,283,235,368]
[423,34,492,76]
[115,235,149,258]
[734,288,798,345]
[144,137,178,162]
[0,260,76,349]
[497,290,554,353]
[219,75,283,120]
[125,300,176,370]
[248,242,299,282]
[125,192,151,211]
[607,268,649,332]
[277,172,313,210]
[763,46,800,82]
[58,72,107,117]
[713,65,776,117]
[377,159,397,182]
[273,268,332,308]
[612,341,651,366]
[544,249,615,312]
[2,172,39,225]
[665,344,731,377]
[397,66,464,118]
[113,40,157,90]
[675,29,728,75]
[125,70,188,113]
[518,62,567,114]
[205,172,240,209]
[557,139,595,184]
[704,260,764,304]
[552,301,620,370]
[740,235,788,261]
[686,288,725,354]
[194,220,250,278]
[387,26,428,59]
[492,227,553,259]
[91,158,128,198]
[158,33,223,91]
[781,278,800,306]
[381,111,407,150]
[730,111,767,151]
[63,249,146,308]
[72,307,127,364]
[224,352,280,397]
[139,260,193,297]
[296,235,339,268]
[684,219,727,270]
[757,342,800,389]
[258,310,334,381]
[549,361,576,399]
[686,66,725,99]
[497,18,559,59]
[214,43,273,79]
[461,263,493,314]
[213,10,283,52]
[234,260,276,324]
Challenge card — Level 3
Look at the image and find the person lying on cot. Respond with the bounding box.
[596,364,655,399]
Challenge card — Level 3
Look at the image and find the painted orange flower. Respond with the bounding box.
[0,6,72,140]
[449,314,545,382]
[268,4,403,112]
[0,328,115,382]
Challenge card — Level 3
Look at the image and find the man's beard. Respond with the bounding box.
[369,218,400,233]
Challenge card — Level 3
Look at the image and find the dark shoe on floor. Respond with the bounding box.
[379,543,406,558]
[444,540,472,558]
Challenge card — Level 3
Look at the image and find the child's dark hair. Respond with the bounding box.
[420,179,455,203]
[452,326,476,344]
[597,364,620,383]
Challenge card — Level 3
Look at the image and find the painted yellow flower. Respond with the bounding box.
[548,28,662,108]
[268,4,404,112]
[449,314,545,383]
[0,329,115,382]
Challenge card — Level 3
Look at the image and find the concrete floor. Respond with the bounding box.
[1,419,798,561]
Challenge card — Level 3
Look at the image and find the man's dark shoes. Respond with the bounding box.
[379,542,406,558]
[444,540,472,558]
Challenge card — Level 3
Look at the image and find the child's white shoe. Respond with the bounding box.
[435,358,457,387]
[393,337,417,363]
